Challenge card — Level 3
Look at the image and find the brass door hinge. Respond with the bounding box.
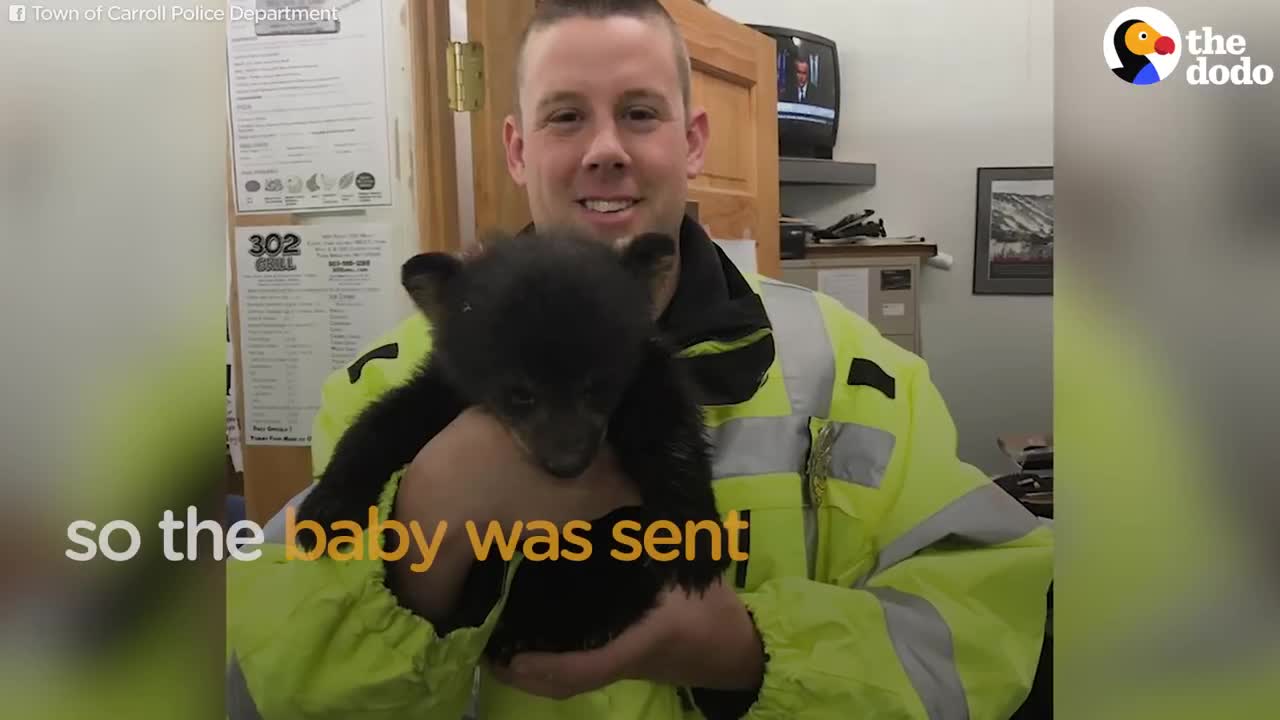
[446,41,484,112]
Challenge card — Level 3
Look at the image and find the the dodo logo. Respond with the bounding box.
[1105,7,1274,86]
[1105,8,1181,85]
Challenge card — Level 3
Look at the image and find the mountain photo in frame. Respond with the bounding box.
[973,166,1054,295]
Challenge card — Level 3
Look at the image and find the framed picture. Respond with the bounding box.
[972,166,1054,295]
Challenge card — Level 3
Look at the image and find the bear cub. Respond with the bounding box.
[296,228,733,664]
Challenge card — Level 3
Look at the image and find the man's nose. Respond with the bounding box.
[582,121,630,171]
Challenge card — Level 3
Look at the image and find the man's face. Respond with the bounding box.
[504,16,709,244]
[795,60,809,86]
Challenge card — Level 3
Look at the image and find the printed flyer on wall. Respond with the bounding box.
[233,223,398,445]
[226,0,394,213]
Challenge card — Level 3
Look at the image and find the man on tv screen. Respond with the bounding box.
[788,56,817,104]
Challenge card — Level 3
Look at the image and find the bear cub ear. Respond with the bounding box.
[402,252,463,322]
[619,233,677,296]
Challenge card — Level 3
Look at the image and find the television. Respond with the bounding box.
[747,25,841,160]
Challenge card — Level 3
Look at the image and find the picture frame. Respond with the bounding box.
[972,166,1054,295]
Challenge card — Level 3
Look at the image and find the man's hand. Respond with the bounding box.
[489,578,765,700]
[390,407,642,624]
[403,406,641,529]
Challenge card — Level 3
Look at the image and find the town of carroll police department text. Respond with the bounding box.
[23,4,340,23]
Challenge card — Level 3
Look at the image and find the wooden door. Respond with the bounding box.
[466,0,538,239]
[661,0,780,278]
[466,0,780,276]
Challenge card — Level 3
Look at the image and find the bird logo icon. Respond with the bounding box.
[1104,8,1182,85]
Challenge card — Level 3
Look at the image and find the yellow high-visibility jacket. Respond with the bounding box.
[226,219,1053,719]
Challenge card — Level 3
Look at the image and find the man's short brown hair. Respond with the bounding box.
[513,0,692,123]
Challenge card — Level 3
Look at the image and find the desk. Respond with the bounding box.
[781,243,937,354]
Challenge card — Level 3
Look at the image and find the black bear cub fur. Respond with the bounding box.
[295,227,732,664]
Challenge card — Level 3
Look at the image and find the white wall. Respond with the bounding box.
[711,0,1054,474]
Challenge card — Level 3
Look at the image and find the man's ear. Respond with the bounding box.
[402,253,462,322]
[619,233,677,301]
[685,106,710,179]
[503,114,527,186]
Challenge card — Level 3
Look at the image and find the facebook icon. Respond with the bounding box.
[9,5,27,22]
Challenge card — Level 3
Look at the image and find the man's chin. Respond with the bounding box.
[562,225,641,249]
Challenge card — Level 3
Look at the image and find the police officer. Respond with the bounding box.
[227,2,1053,718]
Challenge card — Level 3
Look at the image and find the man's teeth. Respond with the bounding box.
[582,199,636,213]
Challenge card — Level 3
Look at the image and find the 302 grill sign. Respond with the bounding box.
[249,233,301,272]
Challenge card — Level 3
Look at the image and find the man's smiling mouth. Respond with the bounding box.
[578,198,640,213]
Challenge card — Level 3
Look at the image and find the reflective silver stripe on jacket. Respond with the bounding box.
[850,484,1042,719]
[758,279,834,418]
[813,420,896,489]
[710,415,811,479]
[866,587,970,720]
[856,482,1041,585]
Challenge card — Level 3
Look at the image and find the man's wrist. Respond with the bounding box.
[387,480,481,624]
[713,600,765,690]
[685,601,765,719]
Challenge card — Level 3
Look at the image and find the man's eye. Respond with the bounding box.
[548,110,581,124]
[625,107,659,122]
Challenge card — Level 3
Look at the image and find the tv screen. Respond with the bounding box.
[748,25,840,159]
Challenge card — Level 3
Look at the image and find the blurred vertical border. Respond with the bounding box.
[1058,1,1280,719]
[1,2,226,718]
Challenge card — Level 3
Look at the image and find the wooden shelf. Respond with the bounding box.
[779,157,876,186]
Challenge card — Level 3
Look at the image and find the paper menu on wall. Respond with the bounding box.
[818,268,871,319]
[234,224,398,445]
[226,0,394,213]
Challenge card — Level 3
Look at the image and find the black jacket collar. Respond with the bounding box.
[658,216,771,350]
[663,217,774,405]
